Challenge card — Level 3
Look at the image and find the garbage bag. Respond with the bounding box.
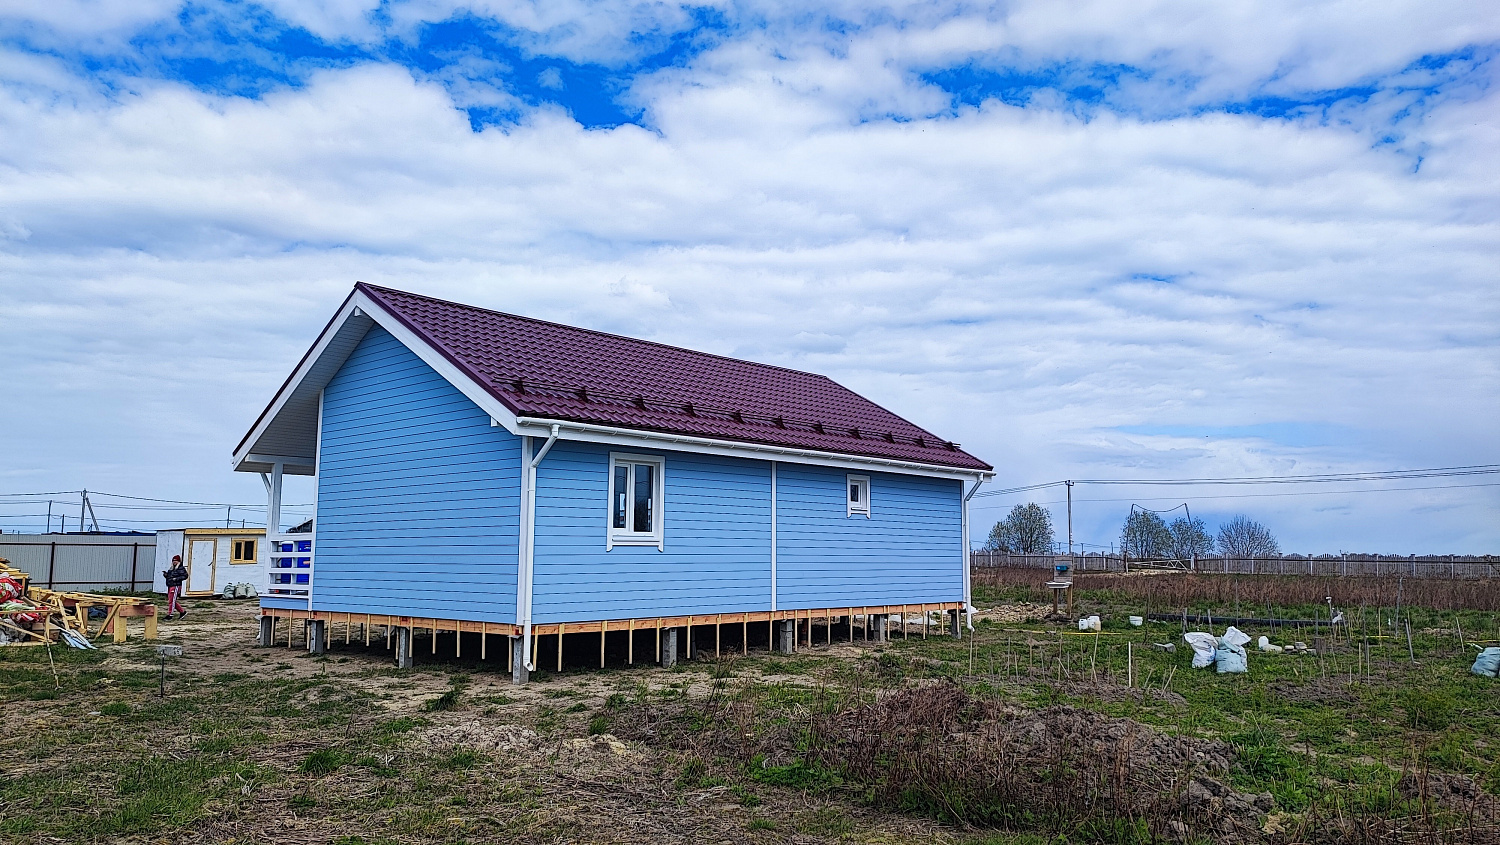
[1222,626,1251,648]
[1215,639,1249,673]
[1472,647,1500,678]
[1257,636,1284,654]
[1183,632,1218,668]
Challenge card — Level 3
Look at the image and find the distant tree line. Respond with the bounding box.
[984,504,1279,563]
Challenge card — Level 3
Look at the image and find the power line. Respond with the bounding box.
[969,480,1500,508]
[972,463,1500,498]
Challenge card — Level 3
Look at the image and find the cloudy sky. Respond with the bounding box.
[0,0,1496,551]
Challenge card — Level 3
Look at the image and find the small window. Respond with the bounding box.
[231,538,258,564]
[608,453,665,549]
[847,475,871,518]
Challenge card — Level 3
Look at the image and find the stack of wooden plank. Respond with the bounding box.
[0,558,158,646]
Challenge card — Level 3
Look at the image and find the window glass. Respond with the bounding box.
[849,483,860,503]
[613,465,629,529]
[633,464,654,532]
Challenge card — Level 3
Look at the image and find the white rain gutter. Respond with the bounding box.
[520,423,560,672]
[513,416,993,481]
[962,476,988,630]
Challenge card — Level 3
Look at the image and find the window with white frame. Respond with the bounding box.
[608,453,665,548]
[847,475,870,517]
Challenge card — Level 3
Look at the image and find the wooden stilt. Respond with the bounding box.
[655,623,660,662]
[715,614,721,658]
[508,634,514,669]
[481,622,487,660]
[742,617,748,655]
[345,614,351,644]
[365,614,371,646]
[600,620,607,669]
[455,620,461,658]
[628,619,635,665]
[922,604,928,639]
[557,622,565,672]
[848,608,854,642]
[432,625,437,654]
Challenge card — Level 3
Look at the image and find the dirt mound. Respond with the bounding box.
[418,720,538,753]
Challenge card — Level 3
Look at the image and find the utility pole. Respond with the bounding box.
[79,490,87,535]
[1065,480,1074,556]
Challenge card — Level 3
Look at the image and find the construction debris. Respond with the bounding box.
[0,558,157,647]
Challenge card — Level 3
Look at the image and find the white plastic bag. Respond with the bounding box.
[1222,626,1251,648]
[1257,636,1284,654]
[1183,632,1218,668]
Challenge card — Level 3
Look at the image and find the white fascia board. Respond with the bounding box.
[232,295,368,472]
[516,416,993,482]
[232,290,527,474]
[354,290,526,435]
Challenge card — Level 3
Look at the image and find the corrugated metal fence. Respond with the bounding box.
[0,534,156,591]
[971,551,1499,580]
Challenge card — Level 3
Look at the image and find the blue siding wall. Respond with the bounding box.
[775,464,962,608]
[308,325,522,622]
[532,441,773,622]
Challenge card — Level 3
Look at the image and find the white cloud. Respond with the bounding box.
[0,8,1496,550]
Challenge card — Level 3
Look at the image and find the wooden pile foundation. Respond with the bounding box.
[260,601,964,671]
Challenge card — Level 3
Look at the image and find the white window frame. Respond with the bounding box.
[846,474,871,518]
[607,452,665,550]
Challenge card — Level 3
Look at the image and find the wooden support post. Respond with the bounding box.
[455,620,461,658]
[922,604,928,639]
[768,618,774,654]
[628,619,635,665]
[481,622,488,660]
[655,623,660,663]
[365,614,371,646]
[432,625,437,654]
[345,614,351,645]
[557,622,565,672]
[848,608,854,642]
[742,617,748,655]
[600,620,607,669]
[508,635,514,670]
[715,614,721,658]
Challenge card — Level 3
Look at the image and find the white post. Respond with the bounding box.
[268,461,284,538]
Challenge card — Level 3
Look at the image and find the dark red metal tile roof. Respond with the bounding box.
[359,284,991,472]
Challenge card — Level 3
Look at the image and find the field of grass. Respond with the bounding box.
[2,583,1497,844]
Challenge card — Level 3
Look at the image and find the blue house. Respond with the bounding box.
[234,284,993,680]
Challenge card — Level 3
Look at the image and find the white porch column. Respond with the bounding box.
[267,461,284,537]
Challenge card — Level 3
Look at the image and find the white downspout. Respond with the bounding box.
[520,424,560,672]
[769,461,777,612]
[962,474,986,630]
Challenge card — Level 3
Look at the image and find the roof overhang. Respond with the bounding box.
[235,286,994,482]
[234,288,527,475]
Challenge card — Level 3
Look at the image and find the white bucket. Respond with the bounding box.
[1128,616,1143,627]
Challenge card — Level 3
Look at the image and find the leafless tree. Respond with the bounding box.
[1168,516,1215,561]
[1120,510,1173,559]
[1216,515,1280,558]
[985,503,1055,554]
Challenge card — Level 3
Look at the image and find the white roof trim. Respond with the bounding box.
[233,289,525,474]
[514,416,993,481]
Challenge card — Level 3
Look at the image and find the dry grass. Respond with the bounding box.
[973,567,1500,612]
